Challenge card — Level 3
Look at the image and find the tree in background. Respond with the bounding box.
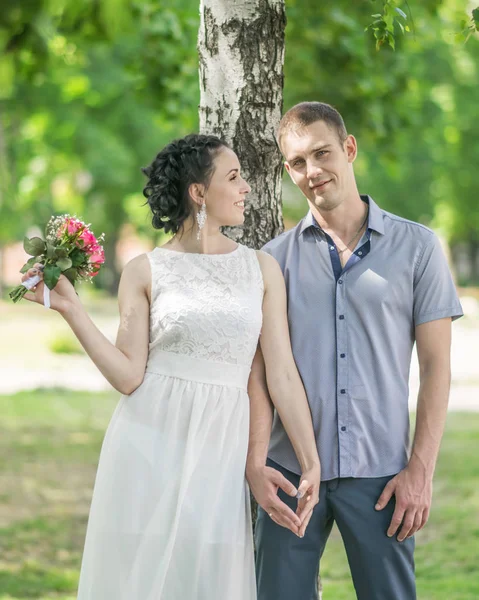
[1,0,479,287]
[0,0,200,291]
[198,0,285,248]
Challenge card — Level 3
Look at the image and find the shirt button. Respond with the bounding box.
[338,279,343,284]
[340,389,346,394]
[339,315,345,320]
[330,246,334,251]
[340,353,346,358]
[358,251,363,256]
[341,426,347,432]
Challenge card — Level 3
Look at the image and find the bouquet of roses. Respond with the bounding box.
[9,215,105,307]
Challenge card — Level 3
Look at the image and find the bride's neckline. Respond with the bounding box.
[155,244,241,257]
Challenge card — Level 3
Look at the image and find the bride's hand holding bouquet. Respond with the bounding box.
[9,213,148,396]
[10,215,105,313]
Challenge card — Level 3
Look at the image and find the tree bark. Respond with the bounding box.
[198,0,285,248]
[199,3,323,598]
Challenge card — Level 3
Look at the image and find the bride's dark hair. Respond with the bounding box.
[141,133,229,234]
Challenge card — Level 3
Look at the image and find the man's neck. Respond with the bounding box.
[309,194,368,238]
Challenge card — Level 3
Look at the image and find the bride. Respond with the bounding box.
[22,133,320,599]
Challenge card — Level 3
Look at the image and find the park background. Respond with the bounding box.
[0,1,478,599]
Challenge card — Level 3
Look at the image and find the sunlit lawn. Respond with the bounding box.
[0,389,478,599]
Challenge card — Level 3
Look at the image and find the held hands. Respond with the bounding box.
[246,462,320,538]
[375,460,433,542]
[21,263,80,314]
[296,462,321,538]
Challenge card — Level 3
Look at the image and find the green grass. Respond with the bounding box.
[0,391,478,599]
[318,412,479,598]
[0,389,118,599]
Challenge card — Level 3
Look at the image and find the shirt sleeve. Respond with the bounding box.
[413,233,463,326]
[261,244,272,255]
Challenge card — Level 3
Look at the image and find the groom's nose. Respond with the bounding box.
[306,161,323,180]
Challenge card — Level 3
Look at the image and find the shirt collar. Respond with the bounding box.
[298,194,385,237]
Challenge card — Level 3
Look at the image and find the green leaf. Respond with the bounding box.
[472,8,479,30]
[70,248,85,267]
[24,236,46,256]
[54,247,69,259]
[46,241,56,259]
[56,257,73,271]
[395,7,407,20]
[43,264,62,290]
[20,257,38,274]
[62,267,79,285]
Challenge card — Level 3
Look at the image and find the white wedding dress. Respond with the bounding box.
[77,243,263,599]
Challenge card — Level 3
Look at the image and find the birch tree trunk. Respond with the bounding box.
[198,4,323,597]
[198,0,285,248]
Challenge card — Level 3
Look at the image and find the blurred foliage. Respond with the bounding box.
[48,331,84,355]
[283,0,479,281]
[1,0,478,285]
[0,0,200,290]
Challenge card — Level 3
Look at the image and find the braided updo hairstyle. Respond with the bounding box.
[141,133,229,234]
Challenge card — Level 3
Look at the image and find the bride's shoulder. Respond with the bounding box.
[254,250,282,281]
[254,249,280,268]
[120,253,151,287]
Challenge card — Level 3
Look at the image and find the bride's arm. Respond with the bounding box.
[22,255,151,395]
[255,250,320,531]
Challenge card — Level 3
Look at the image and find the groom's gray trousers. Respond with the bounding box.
[255,459,416,600]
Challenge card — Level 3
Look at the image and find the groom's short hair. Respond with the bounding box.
[277,102,348,153]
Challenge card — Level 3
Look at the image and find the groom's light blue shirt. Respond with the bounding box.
[262,196,463,481]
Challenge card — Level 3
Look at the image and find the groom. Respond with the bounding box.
[246,102,463,599]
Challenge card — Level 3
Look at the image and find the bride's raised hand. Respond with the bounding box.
[21,263,81,314]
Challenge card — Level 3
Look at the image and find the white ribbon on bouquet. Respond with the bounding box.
[22,273,51,309]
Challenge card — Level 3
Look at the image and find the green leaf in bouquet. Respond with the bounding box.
[20,257,38,274]
[56,257,73,271]
[70,248,85,267]
[43,264,62,290]
[62,267,79,285]
[46,241,57,259]
[54,247,68,259]
[24,236,46,256]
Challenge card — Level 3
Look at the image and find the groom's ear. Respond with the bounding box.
[284,162,297,185]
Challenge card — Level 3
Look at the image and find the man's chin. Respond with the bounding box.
[310,194,339,212]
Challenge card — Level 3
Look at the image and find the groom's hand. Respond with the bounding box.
[246,464,302,535]
[296,462,321,538]
[375,460,433,542]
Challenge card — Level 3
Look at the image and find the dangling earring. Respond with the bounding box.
[196,202,207,241]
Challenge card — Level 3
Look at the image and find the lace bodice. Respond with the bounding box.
[147,244,264,367]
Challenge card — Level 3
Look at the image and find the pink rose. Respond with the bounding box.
[78,229,97,248]
[67,218,83,235]
[89,248,105,264]
[86,242,101,255]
